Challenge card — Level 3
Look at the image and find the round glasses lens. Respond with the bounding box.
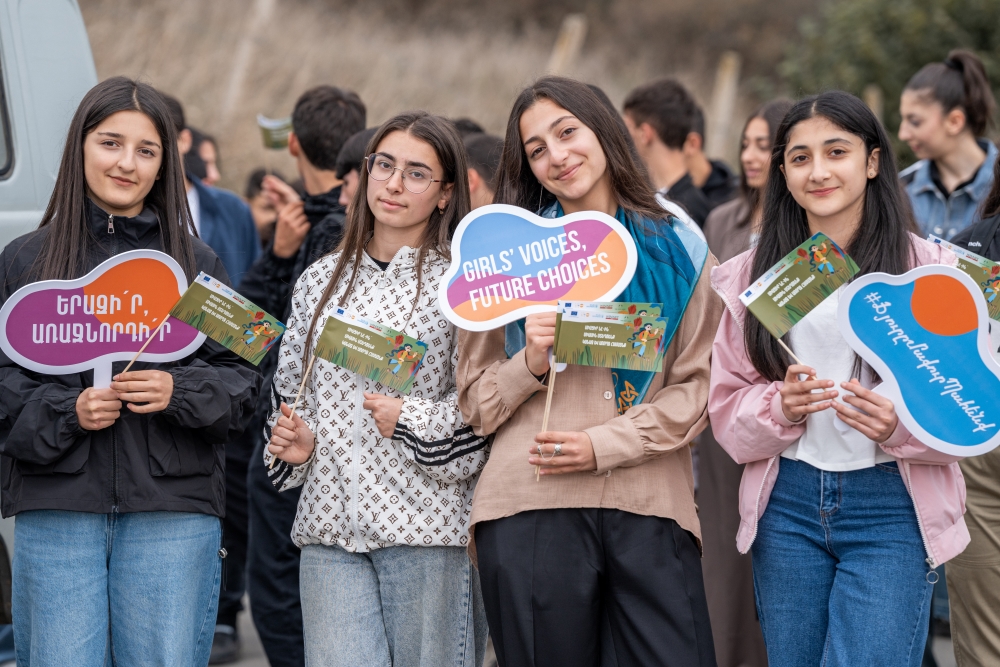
[402,169,433,194]
[368,155,393,181]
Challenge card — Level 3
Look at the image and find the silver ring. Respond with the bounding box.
[553,444,563,456]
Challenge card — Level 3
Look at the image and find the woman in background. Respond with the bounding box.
[698,98,791,667]
[899,49,997,240]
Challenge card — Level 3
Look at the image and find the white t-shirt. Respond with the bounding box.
[186,185,202,236]
[780,286,895,471]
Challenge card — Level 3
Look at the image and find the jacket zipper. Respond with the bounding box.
[348,261,392,551]
[109,213,120,510]
[903,460,937,570]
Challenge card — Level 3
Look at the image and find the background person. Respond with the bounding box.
[0,76,259,667]
[688,106,739,208]
[244,167,287,249]
[459,76,721,667]
[463,132,503,209]
[623,78,713,226]
[335,127,378,214]
[944,151,1000,666]
[709,91,969,667]
[237,84,365,667]
[266,111,489,667]
[899,49,997,240]
[698,97,791,667]
[161,94,261,286]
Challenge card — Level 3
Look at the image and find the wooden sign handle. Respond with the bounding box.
[119,317,170,377]
[535,364,558,482]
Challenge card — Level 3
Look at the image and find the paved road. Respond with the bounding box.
[230,604,954,667]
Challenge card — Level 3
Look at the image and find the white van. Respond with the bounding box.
[0,0,97,656]
[0,0,97,247]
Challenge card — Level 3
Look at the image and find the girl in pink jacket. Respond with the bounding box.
[708,91,969,667]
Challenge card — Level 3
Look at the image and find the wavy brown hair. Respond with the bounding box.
[302,111,469,355]
[32,76,196,281]
[494,76,665,223]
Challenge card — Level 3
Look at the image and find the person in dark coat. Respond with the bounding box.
[161,95,261,287]
[0,77,259,666]
[234,85,365,667]
[623,78,715,226]
[689,107,739,209]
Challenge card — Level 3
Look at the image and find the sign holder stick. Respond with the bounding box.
[270,354,317,470]
[776,338,805,367]
[535,365,558,482]
[120,317,171,376]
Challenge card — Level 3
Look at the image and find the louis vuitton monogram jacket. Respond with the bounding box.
[264,247,489,552]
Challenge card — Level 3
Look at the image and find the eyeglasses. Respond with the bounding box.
[366,154,443,194]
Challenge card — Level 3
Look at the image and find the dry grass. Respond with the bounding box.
[80,0,818,195]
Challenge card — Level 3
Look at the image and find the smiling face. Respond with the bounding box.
[741,117,773,189]
[780,115,878,237]
[83,110,163,217]
[366,130,452,235]
[520,98,614,215]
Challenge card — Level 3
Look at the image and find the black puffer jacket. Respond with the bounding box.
[0,200,260,518]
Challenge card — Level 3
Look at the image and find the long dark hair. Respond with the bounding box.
[33,76,196,281]
[494,76,664,222]
[738,99,794,228]
[303,111,469,354]
[905,49,996,137]
[746,91,916,381]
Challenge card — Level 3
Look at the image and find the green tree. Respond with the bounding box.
[781,0,1000,165]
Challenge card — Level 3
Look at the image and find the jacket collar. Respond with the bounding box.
[186,173,220,217]
[303,186,344,225]
[909,139,998,200]
[87,197,159,246]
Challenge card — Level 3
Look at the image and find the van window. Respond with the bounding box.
[0,57,11,179]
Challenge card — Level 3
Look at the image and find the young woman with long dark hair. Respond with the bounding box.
[0,77,259,665]
[899,49,997,239]
[265,112,489,667]
[457,76,721,667]
[709,91,969,666]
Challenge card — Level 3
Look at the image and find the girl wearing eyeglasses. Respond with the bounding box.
[264,112,489,667]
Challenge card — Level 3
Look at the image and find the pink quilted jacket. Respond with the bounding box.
[708,235,969,568]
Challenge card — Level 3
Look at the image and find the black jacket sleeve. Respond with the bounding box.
[0,363,87,466]
[0,236,89,466]
[162,255,261,442]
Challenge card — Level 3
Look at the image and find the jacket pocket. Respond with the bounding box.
[147,421,215,477]
[16,439,91,476]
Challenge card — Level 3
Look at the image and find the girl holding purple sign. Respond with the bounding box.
[0,77,259,665]
[709,90,969,667]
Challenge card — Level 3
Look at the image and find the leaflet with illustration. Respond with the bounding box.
[169,272,286,365]
[314,307,427,395]
[739,232,859,339]
[554,301,669,372]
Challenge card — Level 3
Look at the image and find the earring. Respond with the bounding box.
[438,206,445,215]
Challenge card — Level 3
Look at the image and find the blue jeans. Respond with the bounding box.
[12,510,222,667]
[299,544,487,667]
[751,459,933,667]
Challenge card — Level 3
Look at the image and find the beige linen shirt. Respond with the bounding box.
[457,256,723,553]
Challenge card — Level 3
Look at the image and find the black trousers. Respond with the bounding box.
[217,435,252,627]
[246,434,305,667]
[476,508,717,667]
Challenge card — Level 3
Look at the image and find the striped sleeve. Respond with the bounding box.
[394,388,490,483]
